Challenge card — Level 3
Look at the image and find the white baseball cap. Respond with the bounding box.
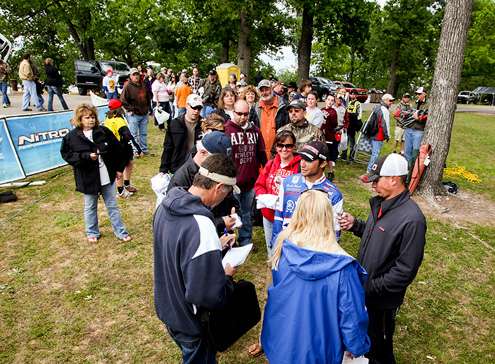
[382,93,395,102]
[187,94,203,108]
[368,153,409,182]
[415,87,426,94]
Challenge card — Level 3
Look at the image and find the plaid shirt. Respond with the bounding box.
[188,76,201,94]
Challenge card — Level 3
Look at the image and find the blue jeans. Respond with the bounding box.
[367,140,384,173]
[0,81,10,106]
[22,80,43,110]
[83,182,129,239]
[404,128,424,164]
[106,91,119,100]
[234,188,255,246]
[127,113,148,153]
[47,85,69,111]
[263,217,274,257]
[166,326,216,364]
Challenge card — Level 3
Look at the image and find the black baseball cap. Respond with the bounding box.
[299,141,328,162]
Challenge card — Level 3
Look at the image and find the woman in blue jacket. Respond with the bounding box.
[261,190,370,364]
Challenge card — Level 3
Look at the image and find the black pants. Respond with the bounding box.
[366,307,398,364]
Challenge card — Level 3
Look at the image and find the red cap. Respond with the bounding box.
[108,99,122,110]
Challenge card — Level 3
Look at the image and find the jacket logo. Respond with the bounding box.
[286,200,296,213]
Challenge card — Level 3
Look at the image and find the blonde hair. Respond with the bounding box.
[72,103,99,128]
[270,190,339,269]
[201,112,225,132]
[239,85,260,103]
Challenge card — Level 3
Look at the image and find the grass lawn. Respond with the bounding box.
[0,111,494,363]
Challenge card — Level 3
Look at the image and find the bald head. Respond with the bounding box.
[233,100,250,126]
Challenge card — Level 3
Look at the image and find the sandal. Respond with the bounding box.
[120,235,132,242]
[247,343,264,357]
[87,237,98,243]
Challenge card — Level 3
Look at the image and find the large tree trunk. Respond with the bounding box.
[297,4,313,81]
[237,9,251,79]
[386,47,399,95]
[220,38,230,63]
[419,0,473,197]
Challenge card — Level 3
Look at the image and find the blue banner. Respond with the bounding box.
[0,118,25,184]
[0,106,108,182]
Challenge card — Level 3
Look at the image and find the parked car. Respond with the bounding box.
[333,81,368,103]
[74,60,130,96]
[457,91,479,104]
[309,77,337,101]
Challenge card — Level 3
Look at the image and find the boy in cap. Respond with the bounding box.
[200,69,222,117]
[404,87,429,164]
[392,93,413,154]
[272,141,343,248]
[103,98,143,197]
[338,153,426,364]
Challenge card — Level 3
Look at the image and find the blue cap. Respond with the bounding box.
[201,131,232,156]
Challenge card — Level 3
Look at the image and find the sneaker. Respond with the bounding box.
[359,174,370,183]
[22,108,33,111]
[37,107,47,112]
[118,188,133,198]
[2,104,7,108]
[125,185,138,193]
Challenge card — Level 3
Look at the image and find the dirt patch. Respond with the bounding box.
[413,190,495,228]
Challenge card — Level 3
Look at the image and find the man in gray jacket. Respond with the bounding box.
[339,153,427,364]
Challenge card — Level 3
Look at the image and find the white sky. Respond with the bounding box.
[260,0,388,73]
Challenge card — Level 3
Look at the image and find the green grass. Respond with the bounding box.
[0,113,494,363]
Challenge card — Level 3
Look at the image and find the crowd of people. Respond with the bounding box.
[56,65,429,363]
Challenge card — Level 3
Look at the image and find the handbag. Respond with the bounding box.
[154,106,170,127]
[200,279,261,352]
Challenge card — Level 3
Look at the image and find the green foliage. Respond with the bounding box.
[461,0,495,89]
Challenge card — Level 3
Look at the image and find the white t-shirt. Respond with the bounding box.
[306,107,325,128]
[103,75,119,93]
[83,129,111,186]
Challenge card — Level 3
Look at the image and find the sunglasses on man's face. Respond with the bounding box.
[235,111,249,117]
[276,143,295,149]
[289,108,303,113]
[190,105,203,111]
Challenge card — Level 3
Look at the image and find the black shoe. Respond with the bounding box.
[22,108,33,111]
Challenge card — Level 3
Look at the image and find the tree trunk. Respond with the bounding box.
[419,0,473,196]
[220,38,230,63]
[349,49,355,83]
[386,47,399,95]
[237,9,251,79]
[297,4,313,81]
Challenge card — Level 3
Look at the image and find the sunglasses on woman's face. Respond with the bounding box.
[276,143,295,149]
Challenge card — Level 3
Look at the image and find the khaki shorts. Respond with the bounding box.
[395,126,405,142]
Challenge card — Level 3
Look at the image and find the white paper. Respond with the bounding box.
[222,244,253,268]
[256,194,278,209]
[342,353,369,364]
[231,213,243,228]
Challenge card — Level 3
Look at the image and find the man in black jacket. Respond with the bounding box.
[167,131,240,234]
[159,94,202,174]
[154,154,238,363]
[338,153,426,364]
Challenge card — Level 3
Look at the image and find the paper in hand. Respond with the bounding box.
[231,213,243,228]
[256,194,278,209]
[341,353,369,364]
[222,244,253,268]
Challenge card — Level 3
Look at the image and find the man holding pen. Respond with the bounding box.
[153,154,239,363]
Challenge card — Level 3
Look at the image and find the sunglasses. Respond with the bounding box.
[288,108,303,113]
[190,105,203,111]
[276,143,295,149]
[235,111,249,117]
